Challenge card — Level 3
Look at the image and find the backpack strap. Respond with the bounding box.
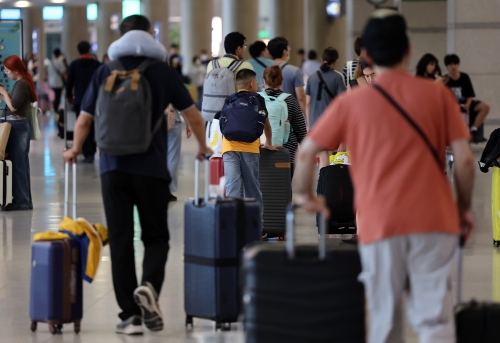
[276,93,290,101]
[281,63,289,70]
[136,58,163,72]
[316,71,334,101]
[212,59,220,69]
[106,59,126,72]
[228,60,243,72]
[253,58,268,69]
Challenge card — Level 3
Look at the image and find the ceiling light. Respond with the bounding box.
[14,1,31,7]
[51,0,66,3]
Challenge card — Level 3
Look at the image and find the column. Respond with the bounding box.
[22,8,45,87]
[141,0,169,48]
[400,1,447,71]
[180,0,212,75]
[448,0,500,119]
[269,0,304,67]
[222,0,259,54]
[344,0,374,62]
[96,2,122,59]
[62,6,89,63]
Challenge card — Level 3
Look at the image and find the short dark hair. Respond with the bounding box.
[224,32,246,54]
[268,37,288,60]
[354,36,363,56]
[308,50,317,60]
[444,54,460,66]
[235,68,257,89]
[363,10,409,67]
[249,41,267,59]
[416,53,439,77]
[53,48,62,56]
[119,15,151,36]
[297,48,305,55]
[77,41,91,55]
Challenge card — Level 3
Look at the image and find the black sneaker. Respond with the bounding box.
[116,315,143,335]
[261,229,268,241]
[133,282,163,331]
[168,193,177,202]
[470,130,481,144]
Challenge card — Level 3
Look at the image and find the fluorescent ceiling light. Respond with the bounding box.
[51,0,66,3]
[14,1,31,7]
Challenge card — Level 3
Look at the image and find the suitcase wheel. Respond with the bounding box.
[30,320,37,332]
[74,319,81,334]
[185,315,193,329]
[494,240,500,248]
[49,323,61,335]
[215,322,231,331]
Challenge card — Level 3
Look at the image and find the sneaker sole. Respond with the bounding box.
[133,287,164,331]
[116,325,144,335]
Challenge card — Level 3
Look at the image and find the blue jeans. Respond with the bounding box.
[223,151,263,223]
[1,118,32,210]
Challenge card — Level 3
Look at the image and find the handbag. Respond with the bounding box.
[27,104,41,140]
[0,109,11,159]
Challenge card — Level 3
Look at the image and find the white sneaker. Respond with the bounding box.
[116,315,143,335]
[133,282,164,331]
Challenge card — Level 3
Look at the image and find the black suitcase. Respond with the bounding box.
[242,205,366,343]
[455,240,500,342]
[316,164,356,235]
[259,147,291,238]
[184,158,261,330]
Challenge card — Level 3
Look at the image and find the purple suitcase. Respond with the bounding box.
[29,163,83,334]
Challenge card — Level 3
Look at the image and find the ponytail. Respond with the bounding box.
[320,61,330,72]
[320,47,339,73]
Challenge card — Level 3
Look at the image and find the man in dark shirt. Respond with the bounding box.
[65,41,101,163]
[444,54,490,143]
[63,15,211,335]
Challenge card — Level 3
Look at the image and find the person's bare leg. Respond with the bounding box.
[472,102,490,129]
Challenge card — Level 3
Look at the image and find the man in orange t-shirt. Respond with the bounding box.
[294,10,475,343]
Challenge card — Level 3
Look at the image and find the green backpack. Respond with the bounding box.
[258,92,291,146]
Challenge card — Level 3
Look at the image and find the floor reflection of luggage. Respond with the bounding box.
[259,147,291,239]
[316,164,357,235]
[242,205,365,343]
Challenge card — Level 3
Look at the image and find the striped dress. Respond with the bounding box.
[264,89,307,165]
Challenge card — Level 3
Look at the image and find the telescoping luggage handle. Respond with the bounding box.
[64,162,77,219]
[194,156,210,206]
[286,204,326,261]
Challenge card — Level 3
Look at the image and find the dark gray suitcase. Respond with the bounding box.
[259,147,291,238]
[242,205,366,343]
[184,158,261,330]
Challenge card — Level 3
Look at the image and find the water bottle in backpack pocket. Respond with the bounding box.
[219,92,267,143]
[258,92,291,146]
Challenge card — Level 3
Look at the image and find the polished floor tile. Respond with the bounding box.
[0,115,497,342]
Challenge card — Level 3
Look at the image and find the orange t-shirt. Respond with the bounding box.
[309,71,470,245]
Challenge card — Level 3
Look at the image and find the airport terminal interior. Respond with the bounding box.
[0,0,499,342]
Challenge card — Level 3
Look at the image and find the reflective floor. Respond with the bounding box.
[0,115,498,343]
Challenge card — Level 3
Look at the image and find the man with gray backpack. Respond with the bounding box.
[63,15,211,335]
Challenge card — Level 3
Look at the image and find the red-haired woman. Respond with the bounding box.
[0,55,37,211]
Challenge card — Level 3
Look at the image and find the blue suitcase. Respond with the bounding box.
[30,163,83,334]
[184,158,261,330]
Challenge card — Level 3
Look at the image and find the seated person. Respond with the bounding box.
[221,69,277,239]
[444,54,490,143]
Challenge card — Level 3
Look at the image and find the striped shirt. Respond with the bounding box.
[342,59,358,87]
[264,89,307,164]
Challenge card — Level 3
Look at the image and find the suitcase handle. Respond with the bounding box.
[64,162,77,218]
[194,156,210,206]
[286,204,326,261]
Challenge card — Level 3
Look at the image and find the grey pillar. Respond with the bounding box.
[96,2,122,59]
[62,6,88,63]
[222,0,259,59]
[180,0,212,75]
[141,0,169,48]
[22,8,45,87]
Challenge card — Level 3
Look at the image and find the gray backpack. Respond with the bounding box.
[95,59,163,156]
[201,59,243,122]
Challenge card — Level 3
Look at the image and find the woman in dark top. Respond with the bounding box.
[0,55,37,211]
[262,65,307,178]
[416,53,442,80]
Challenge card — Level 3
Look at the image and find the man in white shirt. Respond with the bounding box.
[47,48,66,112]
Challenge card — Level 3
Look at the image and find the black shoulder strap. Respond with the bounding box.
[253,58,267,69]
[281,63,289,70]
[105,59,125,72]
[373,84,442,171]
[316,70,334,101]
[136,58,163,72]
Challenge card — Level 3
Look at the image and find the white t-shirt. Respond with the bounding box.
[47,56,66,88]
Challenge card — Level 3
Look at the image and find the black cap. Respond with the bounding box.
[363,9,409,67]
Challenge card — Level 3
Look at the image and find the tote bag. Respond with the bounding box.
[27,104,41,140]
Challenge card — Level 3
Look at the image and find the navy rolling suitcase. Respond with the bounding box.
[242,205,365,343]
[184,157,261,330]
[316,164,357,235]
[30,163,83,334]
[259,147,292,239]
